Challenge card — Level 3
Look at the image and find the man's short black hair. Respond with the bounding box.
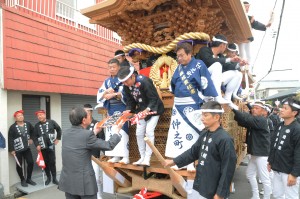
[201,101,223,116]
[176,42,193,55]
[227,43,237,51]
[115,50,125,56]
[69,106,87,126]
[243,1,250,5]
[83,104,93,109]
[211,34,227,47]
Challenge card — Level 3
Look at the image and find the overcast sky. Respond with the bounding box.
[248,0,299,82]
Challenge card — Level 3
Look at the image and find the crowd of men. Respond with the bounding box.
[8,43,300,199]
[7,2,300,198]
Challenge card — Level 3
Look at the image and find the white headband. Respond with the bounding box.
[114,53,125,58]
[252,103,265,109]
[84,108,93,111]
[118,66,135,82]
[284,101,300,110]
[212,36,228,44]
[201,109,224,113]
[264,106,271,113]
[227,47,237,52]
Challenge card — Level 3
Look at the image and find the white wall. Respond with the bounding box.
[0,89,9,195]
[0,7,10,196]
[6,91,62,187]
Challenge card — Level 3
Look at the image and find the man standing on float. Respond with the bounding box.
[165,42,218,172]
[97,58,130,164]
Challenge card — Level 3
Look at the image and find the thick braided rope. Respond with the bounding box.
[123,32,210,54]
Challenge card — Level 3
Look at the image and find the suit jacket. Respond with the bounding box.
[58,125,121,196]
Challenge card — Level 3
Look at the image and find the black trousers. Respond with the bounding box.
[16,148,34,181]
[41,147,56,178]
[65,192,97,199]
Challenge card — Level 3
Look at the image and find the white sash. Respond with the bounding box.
[165,105,204,158]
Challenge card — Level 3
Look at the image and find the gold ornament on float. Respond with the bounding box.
[149,54,177,90]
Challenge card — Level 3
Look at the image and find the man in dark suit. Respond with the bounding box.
[58,106,122,199]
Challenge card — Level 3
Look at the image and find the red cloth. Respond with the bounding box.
[139,67,152,77]
[35,110,46,116]
[13,110,24,117]
[133,188,161,199]
[36,151,46,169]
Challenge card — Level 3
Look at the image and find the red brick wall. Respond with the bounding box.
[3,6,121,96]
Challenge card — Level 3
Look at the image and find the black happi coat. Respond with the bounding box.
[233,109,270,156]
[8,121,34,152]
[268,120,300,177]
[33,119,62,149]
[195,46,227,68]
[174,127,237,199]
[123,74,164,120]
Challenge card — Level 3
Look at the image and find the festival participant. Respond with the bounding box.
[239,1,273,74]
[268,106,280,129]
[165,42,218,172]
[268,97,300,199]
[8,110,36,187]
[33,110,62,185]
[58,106,122,199]
[230,101,272,199]
[163,101,237,199]
[196,34,243,107]
[97,59,129,164]
[117,64,164,166]
[224,43,247,101]
[114,50,129,66]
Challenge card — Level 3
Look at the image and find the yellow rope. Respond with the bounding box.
[123,32,210,54]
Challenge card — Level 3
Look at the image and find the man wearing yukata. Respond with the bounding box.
[163,101,237,199]
[97,58,130,164]
[268,97,300,199]
[117,64,164,166]
[165,42,218,172]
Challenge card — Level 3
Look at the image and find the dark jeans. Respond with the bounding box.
[16,148,34,181]
[41,147,56,178]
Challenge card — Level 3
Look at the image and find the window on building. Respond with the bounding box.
[56,0,95,29]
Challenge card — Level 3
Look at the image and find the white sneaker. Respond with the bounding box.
[140,156,151,166]
[132,157,144,165]
[187,163,196,172]
[107,157,120,163]
[215,96,230,104]
[119,157,130,164]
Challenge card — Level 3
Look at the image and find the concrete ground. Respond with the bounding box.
[15,163,269,199]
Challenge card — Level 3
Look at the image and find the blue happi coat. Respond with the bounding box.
[171,57,218,105]
[97,76,128,133]
[165,57,218,157]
